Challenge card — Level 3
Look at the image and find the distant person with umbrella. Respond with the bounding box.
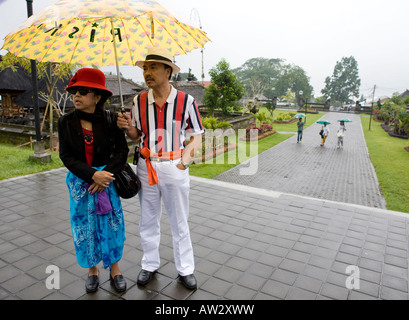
[117,47,204,290]
[58,68,129,293]
[319,122,330,146]
[297,118,305,143]
[337,121,347,148]
[336,119,352,148]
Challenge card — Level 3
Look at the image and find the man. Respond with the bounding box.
[296,118,304,143]
[117,47,204,290]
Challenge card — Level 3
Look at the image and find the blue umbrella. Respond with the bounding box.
[337,118,352,123]
[317,120,331,125]
[293,113,306,119]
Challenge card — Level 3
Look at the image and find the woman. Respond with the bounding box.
[320,122,329,146]
[58,68,129,293]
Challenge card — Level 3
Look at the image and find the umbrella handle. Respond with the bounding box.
[110,18,125,113]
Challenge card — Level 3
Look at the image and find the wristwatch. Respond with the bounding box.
[180,160,189,169]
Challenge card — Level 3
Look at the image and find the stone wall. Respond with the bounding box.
[0,123,49,147]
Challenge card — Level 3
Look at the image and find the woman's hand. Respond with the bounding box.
[89,170,115,194]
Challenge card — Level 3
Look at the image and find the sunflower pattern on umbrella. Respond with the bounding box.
[2,0,210,66]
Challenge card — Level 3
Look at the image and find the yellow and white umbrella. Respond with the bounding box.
[1,0,210,109]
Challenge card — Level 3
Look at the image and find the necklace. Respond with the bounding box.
[82,120,93,145]
[84,131,93,145]
[80,119,93,131]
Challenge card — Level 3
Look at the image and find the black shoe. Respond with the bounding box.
[85,274,99,293]
[110,274,127,293]
[179,274,197,290]
[137,269,155,286]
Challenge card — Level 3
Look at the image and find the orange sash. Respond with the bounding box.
[140,147,183,186]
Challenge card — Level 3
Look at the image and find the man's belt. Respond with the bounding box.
[139,147,184,185]
[140,150,183,162]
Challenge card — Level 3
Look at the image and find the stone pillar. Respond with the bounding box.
[29,141,51,163]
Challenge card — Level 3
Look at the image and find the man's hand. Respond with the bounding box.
[117,112,140,141]
[117,112,132,131]
[176,134,202,171]
[176,162,188,170]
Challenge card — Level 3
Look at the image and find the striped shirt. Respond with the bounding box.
[131,85,204,154]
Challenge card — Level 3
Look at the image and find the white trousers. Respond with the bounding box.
[137,158,194,276]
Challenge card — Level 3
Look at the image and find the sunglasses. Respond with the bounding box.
[67,87,94,96]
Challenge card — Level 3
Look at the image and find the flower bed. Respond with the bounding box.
[240,122,276,141]
[297,109,319,114]
[381,124,409,139]
[240,129,276,141]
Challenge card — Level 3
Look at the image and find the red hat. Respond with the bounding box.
[66,68,112,97]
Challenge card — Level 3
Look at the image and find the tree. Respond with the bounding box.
[233,57,283,99]
[280,90,296,106]
[274,64,313,103]
[321,56,361,104]
[203,59,245,117]
[233,58,313,104]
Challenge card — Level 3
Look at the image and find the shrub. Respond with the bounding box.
[253,111,273,125]
[377,93,408,136]
[202,116,232,130]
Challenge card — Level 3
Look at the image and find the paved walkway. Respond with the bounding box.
[215,112,386,209]
[0,113,408,301]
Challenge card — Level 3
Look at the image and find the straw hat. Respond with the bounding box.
[135,47,180,74]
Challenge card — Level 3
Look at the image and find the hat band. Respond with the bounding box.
[145,54,173,64]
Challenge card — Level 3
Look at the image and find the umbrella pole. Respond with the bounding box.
[110,18,125,113]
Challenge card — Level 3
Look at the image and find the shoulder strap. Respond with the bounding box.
[106,110,115,145]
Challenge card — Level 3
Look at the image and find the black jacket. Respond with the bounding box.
[58,110,129,184]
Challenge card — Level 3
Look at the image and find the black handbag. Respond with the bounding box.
[113,162,141,199]
[106,110,141,199]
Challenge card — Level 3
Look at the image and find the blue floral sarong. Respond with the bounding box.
[66,166,126,269]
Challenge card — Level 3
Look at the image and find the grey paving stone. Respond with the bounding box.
[320,283,349,300]
[1,112,409,300]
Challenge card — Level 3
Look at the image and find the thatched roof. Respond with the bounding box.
[0,66,31,93]
[0,58,72,109]
[400,90,409,99]
[170,81,206,106]
[104,79,206,110]
[105,74,145,97]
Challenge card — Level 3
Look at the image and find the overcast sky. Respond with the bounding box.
[1,0,408,100]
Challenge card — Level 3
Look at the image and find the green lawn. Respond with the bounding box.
[361,115,409,213]
[260,108,324,132]
[188,109,323,179]
[189,132,292,178]
[0,143,63,180]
